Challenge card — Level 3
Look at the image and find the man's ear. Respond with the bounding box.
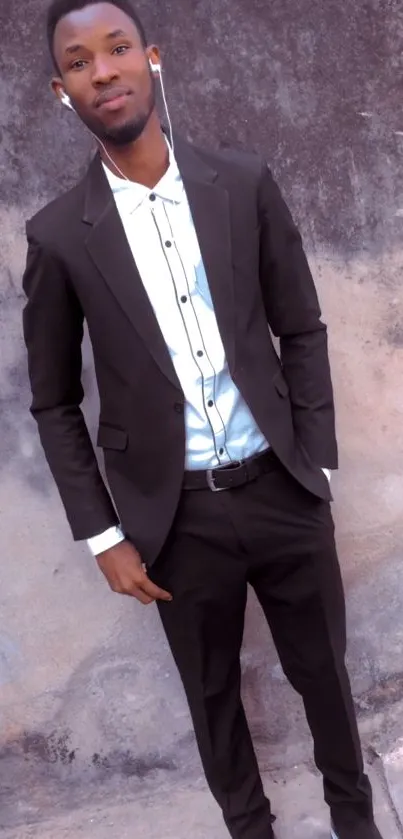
[51,77,65,104]
[146,44,162,71]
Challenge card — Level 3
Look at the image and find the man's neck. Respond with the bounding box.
[100,117,170,188]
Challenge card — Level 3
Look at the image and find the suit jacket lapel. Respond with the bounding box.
[83,155,180,389]
[82,136,235,387]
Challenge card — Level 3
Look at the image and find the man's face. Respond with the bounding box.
[52,2,157,146]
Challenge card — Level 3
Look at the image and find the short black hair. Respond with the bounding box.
[47,0,148,71]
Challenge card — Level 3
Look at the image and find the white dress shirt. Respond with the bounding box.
[87,144,329,556]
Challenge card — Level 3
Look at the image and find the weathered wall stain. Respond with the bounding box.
[1,0,403,829]
[22,731,76,765]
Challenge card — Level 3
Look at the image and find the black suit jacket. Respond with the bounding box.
[23,136,337,565]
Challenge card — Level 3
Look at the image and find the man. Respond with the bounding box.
[22,2,382,837]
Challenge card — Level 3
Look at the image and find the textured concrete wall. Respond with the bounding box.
[1,0,403,831]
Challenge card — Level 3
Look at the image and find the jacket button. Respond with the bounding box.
[174,403,184,414]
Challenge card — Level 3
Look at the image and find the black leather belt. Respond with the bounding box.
[183,448,277,492]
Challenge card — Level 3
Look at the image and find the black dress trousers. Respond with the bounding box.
[150,458,374,839]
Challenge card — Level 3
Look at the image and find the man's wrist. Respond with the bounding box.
[87,525,125,556]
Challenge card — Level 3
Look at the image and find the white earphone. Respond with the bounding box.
[60,91,74,110]
[149,60,161,74]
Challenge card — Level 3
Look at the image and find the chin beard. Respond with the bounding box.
[100,109,152,146]
[96,77,156,147]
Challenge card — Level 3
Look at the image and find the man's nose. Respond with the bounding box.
[92,57,119,86]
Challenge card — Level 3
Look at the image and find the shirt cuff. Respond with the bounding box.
[87,525,125,556]
[321,468,331,482]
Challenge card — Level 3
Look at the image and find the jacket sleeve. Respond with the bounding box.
[257,162,338,469]
[22,226,120,540]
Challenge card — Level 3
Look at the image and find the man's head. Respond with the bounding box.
[48,0,160,146]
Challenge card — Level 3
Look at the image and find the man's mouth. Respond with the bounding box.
[95,87,132,111]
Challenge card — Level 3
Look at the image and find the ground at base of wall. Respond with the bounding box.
[2,749,403,839]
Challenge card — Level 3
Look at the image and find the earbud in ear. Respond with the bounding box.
[60,91,74,110]
[149,59,161,74]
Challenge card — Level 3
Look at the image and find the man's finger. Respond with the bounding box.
[131,586,155,605]
[141,577,173,602]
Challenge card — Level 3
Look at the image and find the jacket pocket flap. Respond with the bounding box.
[273,370,289,398]
[97,424,128,451]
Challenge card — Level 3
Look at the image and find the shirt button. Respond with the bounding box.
[149,193,156,202]
[174,402,184,414]
[219,448,224,455]
[180,295,187,303]
[197,350,204,357]
[165,240,172,248]
[207,400,214,408]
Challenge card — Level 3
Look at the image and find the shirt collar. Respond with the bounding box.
[102,137,184,211]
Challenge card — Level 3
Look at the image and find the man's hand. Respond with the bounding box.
[96,540,172,605]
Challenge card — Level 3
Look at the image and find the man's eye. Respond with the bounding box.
[113,45,129,55]
[71,60,87,70]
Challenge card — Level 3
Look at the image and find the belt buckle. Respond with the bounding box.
[206,468,226,492]
[206,461,243,492]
